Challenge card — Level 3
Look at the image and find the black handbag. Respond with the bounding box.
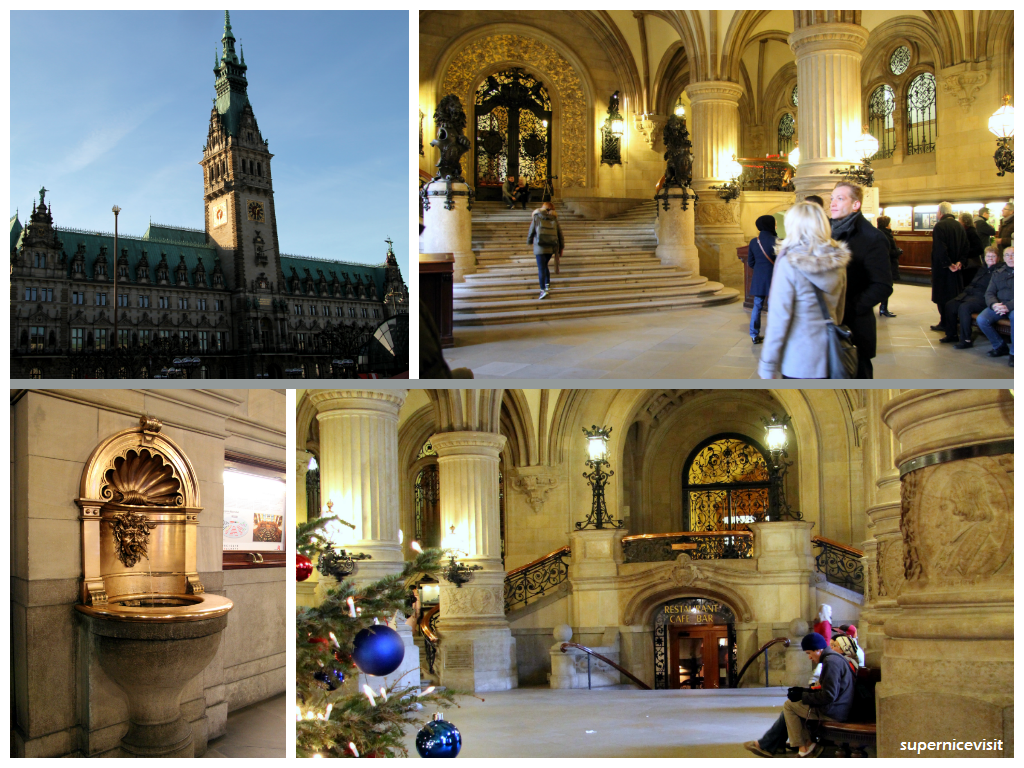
[809,281,858,379]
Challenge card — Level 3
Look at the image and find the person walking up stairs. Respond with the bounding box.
[527,201,564,300]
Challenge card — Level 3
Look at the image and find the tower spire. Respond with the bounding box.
[212,10,250,136]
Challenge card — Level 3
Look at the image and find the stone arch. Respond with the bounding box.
[762,63,800,153]
[651,41,690,116]
[398,403,441,555]
[500,389,537,467]
[623,566,755,626]
[862,18,943,81]
[645,12,707,83]
[721,10,773,83]
[922,10,963,68]
[435,27,594,189]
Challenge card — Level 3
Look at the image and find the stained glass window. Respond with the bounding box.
[890,45,911,76]
[791,84,799,106]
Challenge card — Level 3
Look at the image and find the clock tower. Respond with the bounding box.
[201,11,280,296]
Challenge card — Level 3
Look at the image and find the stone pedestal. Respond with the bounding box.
[685,81,746,284]
[878,389,1013,758]
[432,431,516,692]
[308,389,420,690]
[420,180,475,282]
[788,23,869,201]
[655,193,700,274]
[568,528,627,630]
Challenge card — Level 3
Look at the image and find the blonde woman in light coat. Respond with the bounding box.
[758,202,852,379]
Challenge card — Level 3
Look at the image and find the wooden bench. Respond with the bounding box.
[817,667,881,758]
[970,312,1012,340]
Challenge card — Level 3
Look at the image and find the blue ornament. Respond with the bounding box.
[313,667,345,691]
[352,624,405,677]
[416,713,462,758]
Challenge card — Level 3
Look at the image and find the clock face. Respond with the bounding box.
[212,201,227,227]
[247,199,265,223]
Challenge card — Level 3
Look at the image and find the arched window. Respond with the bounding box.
[791,84,798,106]
[257,162,262,177]
[868,84,896,159]
[413,440,440,548]
[906,72,936,155]
[682,435,770,559]
[889,45,911,76]
[777,113,795,155]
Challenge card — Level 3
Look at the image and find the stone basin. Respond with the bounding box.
[76,593,233,757]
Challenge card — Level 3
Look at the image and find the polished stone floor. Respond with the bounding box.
[442,282,1013,380]
[401,686,814,758]
[202,693,286,758]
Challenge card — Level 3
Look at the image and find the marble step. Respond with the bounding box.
[453,286,740,324]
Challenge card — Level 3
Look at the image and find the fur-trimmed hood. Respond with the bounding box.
[779,240,851,274]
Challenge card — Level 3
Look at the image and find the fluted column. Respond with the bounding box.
[295,449,318,608]
[308,389,406,584]
[684,80,746,283]
[857,390,903,667]
[788,23,869,200]
[430,430,516,692]
[878,389,1013,757]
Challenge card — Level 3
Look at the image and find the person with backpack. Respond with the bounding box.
[744,632,856,758]
[747,215,778,344]
[527,201,564,300]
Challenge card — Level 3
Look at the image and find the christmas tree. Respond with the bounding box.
[296,516,459,758]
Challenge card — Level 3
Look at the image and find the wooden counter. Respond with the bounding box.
[419,254,454,348]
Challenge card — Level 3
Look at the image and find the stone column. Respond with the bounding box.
[857,391,904,667]
[430,431,516,692]
[308,389,420,689]
[295,449,318,608]
[878,389,1013,757]
[567,528,627,630]
[788,23,869,201]
[420,180,475,282]
[684,81,746,283]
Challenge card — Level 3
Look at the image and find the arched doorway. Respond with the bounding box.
[654,597,737,690]
[682,434,771,558]
[474,68,552,198]
[413,439,441,547]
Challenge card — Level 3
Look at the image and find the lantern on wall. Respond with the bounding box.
[989,95,1014,177]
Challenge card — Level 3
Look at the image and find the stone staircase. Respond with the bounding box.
[454,200,739,325]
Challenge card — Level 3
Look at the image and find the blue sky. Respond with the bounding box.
[11,10,410,278]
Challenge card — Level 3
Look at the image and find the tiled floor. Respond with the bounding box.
[202,693,286,758]
[444,282,1013,380]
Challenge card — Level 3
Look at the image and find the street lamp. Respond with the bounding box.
[830,126,877,187]
[576,425,622,530]
[761,413,801,521]
[711,155,744,203]
[601,91,625,166]
[788,140,800,168]
[112,205,121,349]
[673,98,686,118]
[989,95,1014,176]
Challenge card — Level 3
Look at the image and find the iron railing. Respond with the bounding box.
[811,536,864,594]
[504,546,571,612]
[734,637,791,688]
[560,642,651,690]
[621,531,754,563]
[738,157,795,192]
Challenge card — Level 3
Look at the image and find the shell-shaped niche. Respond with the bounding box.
[102,449,183,507]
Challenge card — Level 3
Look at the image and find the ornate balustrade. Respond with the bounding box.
[811,536,864,594]
[621,531,754,563]
[503,545,571,612]
[737,156,795,192]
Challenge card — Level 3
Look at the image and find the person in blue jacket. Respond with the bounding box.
[747,215,778,343]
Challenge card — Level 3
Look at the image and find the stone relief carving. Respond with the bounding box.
[635,113,666,152]
[441,34,587,188]
[941,67,990,114]
[444,585,504,616]
[876,538,905,599]
[510,470,559,512]
[900,456,1013,586]
[671,557,709,587]
[695,202,738,226]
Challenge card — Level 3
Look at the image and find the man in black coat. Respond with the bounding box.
[941,248,1001,347]
[975,207,997,243]
[930,202,968,333]
[830,183,893,379]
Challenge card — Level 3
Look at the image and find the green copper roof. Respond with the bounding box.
[55,226,219,287]
[214,10,249,137]
[144,222,209,245]
[11,214,23,251]
[279,254,388,299]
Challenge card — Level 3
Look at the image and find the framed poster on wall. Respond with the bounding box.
[223,452,287,569]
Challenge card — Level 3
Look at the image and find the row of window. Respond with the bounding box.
[63,290,225,311]
[292,303,379,319]
[61,328,230,352]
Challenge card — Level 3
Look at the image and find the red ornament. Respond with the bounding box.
[297,554,313,582]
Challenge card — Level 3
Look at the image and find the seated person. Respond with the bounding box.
[836,624,865,668]
[744,633,855,758]
[501,176,517,208]
[514,176,531,209]
[976,246,1014,366]
[943,246,1002,347]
